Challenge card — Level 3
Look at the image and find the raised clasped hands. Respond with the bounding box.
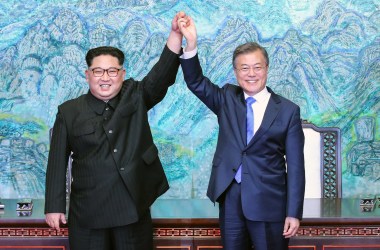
[168,11,192,53]
[172,11,188,35]
[176,13,197,52]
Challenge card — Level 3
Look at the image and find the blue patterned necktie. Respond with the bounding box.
[235,97,256,183]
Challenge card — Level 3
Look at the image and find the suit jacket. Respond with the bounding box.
[45,45,179,229]
[180,54,305,221]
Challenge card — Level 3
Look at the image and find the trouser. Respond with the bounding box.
[68,210,153,250]
[219,181,289,250]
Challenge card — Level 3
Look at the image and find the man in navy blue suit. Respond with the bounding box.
[177,17,305,250]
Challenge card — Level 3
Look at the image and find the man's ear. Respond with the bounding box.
[85,70,89,81]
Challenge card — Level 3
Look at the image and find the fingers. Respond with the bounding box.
[283,226,298,238]
[170,11,197,51]
[45,213,66,231]
[283,217,300,238]
[60,213,67,225]
[46,217,60,230]
[177,16,194,32]
[177,17,188,31]
[172,11,190,33]
[176,11,186,19]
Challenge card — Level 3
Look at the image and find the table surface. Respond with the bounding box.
[0,198,379,226]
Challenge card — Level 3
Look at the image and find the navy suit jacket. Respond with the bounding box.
[180,54,305,221]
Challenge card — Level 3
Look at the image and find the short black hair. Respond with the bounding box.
[232,42,269,68]
[85,46,125,67]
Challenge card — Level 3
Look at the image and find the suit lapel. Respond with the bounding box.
[235,91,247,146]
[248,91,281,146]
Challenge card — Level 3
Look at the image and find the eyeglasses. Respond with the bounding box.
[235,65,267,74]
[90,67,123,77]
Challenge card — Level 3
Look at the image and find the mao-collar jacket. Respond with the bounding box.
[45,45,179,228]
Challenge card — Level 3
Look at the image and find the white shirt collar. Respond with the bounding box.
[244,87,270,103]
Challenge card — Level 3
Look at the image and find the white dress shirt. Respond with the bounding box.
[244,89,271,135]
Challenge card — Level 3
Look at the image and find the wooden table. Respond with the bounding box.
[1,198,379,249]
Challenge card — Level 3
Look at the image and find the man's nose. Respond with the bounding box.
[101,71,111,80]
[247,67,257,76]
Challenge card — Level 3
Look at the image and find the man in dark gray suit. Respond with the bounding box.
[177,17,305,250]
[45,12,189,250]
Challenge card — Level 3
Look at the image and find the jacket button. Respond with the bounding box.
[120,168,124,171]
[113,149,118,153]
[109,130,113,134]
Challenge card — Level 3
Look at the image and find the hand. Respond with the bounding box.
[177,16,197,51]
[172,11,188,35]
[45,213,67,230]
[282,216,300,238]
[167,11,189,53]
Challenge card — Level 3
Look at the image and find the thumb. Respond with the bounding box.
[60,214,67,225]
[283,220,289,232]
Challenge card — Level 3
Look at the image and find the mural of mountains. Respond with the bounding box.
[0,0,378,198]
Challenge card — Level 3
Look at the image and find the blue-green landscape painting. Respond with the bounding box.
[0,0,379,199]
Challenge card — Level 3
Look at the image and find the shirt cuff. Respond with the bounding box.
[180,47,197,59]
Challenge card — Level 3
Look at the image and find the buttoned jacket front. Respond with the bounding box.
[45,46,179,228]
[180,54,305,221]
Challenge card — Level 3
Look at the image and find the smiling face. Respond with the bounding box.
[234,50,268,96]
[85,55,126,101]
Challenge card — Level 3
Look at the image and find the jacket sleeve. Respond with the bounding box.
[44,109,71,214]
[285,106,305,219]
[141,45,180,110]
[180,53,224,114]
